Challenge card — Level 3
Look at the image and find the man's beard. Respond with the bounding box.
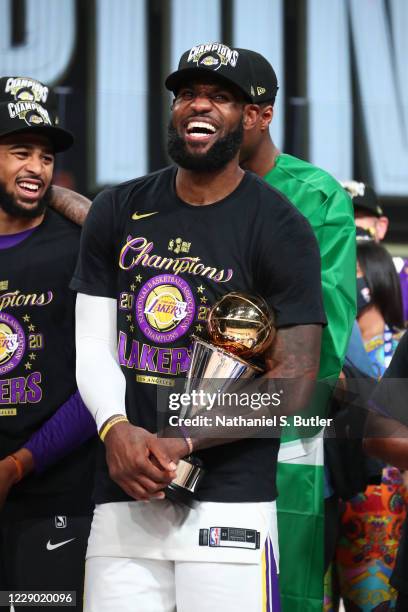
[167,117,244,172]
[0,181,52,219]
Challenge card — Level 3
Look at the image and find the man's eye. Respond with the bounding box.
[13,151,28,158]
[213,94,229,102]
[42,155,54,164]
[178,90,194,100]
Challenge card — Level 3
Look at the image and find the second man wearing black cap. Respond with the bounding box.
[237,49,356,611]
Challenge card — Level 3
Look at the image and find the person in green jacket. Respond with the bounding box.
[238,48,356,612]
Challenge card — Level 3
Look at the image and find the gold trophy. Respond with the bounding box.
[165,292,275,506]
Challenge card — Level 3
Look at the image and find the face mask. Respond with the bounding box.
[357,277,371,314]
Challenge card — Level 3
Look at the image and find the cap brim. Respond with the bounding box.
[0,125,73,153]
[165,67,252,102]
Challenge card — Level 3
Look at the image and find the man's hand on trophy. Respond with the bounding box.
[104,421,177,501]
[155,437,192,462]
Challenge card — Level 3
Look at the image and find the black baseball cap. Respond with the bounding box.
[235,49,279,104]
[165,43,258,102]
[0,76,73,152]
[342,181,384,217]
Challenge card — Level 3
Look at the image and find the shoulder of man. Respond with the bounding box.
[104,165,175,201]
[46,206,81,239]
[81,166,176,243]
[267,153,351,203]
[246,170,321,232]
[246,169,306,209]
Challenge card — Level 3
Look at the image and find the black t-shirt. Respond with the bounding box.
[71,166,326,504]
[0,209,95,514]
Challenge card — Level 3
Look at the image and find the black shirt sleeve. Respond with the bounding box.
[70,188,117,298]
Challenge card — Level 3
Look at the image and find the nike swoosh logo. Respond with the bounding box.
[132,211,158,221]
[46,538,76,551]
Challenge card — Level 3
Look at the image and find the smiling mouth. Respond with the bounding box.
[16,179,43,201]
[185,120,217,141]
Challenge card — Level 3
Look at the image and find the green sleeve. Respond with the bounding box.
[314,189,356,379]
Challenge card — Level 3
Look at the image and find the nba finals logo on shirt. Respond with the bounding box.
[0,313,25,375]
[187,43,239,71]
[4,77,49,104]
[136,274,195,343]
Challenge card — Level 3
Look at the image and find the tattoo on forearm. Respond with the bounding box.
[50,186,92,226]
[265,324,321,378]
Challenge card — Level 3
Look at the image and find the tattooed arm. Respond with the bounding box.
[50,185,92,226]
[159,323,322,454]
[263,323,322,413]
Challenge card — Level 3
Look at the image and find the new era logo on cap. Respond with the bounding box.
[236,49,279,104]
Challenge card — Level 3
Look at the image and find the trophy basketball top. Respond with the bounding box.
[207,292,275,359]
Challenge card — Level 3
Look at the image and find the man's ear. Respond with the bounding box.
[242,104,262,131]
[376,216,389,241]
[259,105,273,131]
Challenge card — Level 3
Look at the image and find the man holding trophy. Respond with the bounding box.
[72,42,326,612]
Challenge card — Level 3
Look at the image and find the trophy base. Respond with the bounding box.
[165,482,197,508]
[164,456,204,508]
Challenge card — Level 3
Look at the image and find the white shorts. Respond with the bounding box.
[84,499,280,611]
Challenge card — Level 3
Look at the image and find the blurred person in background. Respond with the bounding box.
[333,239,407,612]
[343,181,408,327]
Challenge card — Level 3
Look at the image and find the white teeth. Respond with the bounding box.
[187,121,216,134]
[19,182,40,191]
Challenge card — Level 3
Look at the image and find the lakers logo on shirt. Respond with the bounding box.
[0,323,18,361]
[136,274,195,343]
[0,313,25,374]
[144,286,187,332]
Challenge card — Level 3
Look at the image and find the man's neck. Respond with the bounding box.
[0,209,45,235]
[241,139,280,178]
[175,158,244,206]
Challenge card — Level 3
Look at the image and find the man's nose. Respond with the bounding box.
[25,154,43,174]
[189,94,212,113]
